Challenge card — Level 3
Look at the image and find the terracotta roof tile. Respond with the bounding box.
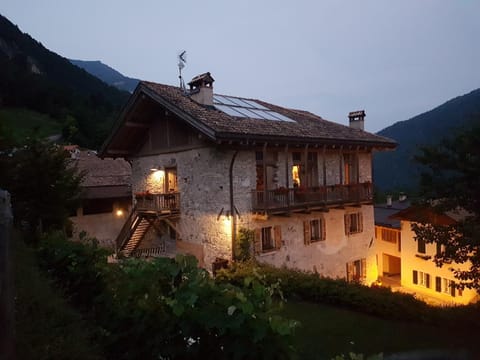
[141,81,396,147]
[74,150,131,187]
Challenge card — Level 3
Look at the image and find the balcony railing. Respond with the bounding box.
[251,182,372,212]
[135,192,180,213]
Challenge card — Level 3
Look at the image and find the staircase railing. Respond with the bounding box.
[115,205,140,252]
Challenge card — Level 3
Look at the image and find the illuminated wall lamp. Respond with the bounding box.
[217,207,231,221]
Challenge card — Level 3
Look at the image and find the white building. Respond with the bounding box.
[100,72,395,283]
[374,199,479,305]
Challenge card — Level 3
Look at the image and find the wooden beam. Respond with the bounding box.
[125,121,149,128]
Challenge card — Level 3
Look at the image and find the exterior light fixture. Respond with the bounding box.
[115,209,124,217]
[217,207,224,221]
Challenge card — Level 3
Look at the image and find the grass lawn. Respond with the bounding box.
[14,234,102,360]
[0,107,62,142]
[282,300,479,359]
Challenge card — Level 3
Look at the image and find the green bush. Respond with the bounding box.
[36,232,298,359]
[216,261,480,327]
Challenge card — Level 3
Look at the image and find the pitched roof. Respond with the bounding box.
[390,206,457,226]
[374,200,411,228]
[74,150,131,188]
[101,79,396,157]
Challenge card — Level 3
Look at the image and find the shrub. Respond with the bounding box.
[216,261,480,327]
[36,232,298,359]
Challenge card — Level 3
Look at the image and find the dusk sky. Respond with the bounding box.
[2,1,479,132]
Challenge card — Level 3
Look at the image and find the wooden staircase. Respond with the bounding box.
[115,194,180,257]
[122,217,151,256]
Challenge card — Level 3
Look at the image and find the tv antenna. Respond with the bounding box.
[178,50,187,92]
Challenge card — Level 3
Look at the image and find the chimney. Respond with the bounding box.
[348,110,365,130]
[188,72,214,106]
[386,195,392,207]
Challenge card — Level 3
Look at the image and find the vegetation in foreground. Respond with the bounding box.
[14,233,102,360]
[27,232,297,360]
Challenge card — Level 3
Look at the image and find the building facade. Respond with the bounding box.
[101,72,395,283]
[374,200,479,305]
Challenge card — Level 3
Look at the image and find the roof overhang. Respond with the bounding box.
[389,206,456,226]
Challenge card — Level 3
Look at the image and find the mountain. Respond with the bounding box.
[0,14,129,148]
[374,88,480,192]
[70,59,139,93]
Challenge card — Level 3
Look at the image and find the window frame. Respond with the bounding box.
[345,212,363,235]
[304,218,326,245]
[255,225,282,254]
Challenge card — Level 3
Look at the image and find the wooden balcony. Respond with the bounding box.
[135,192,180,214]
[251,182,372,213]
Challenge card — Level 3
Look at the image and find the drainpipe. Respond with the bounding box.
[229,150,239,260]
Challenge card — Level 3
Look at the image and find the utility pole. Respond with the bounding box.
[0,189,14,359]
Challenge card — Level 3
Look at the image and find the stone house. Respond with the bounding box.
[69,148,132,249]
[100,72,395,283]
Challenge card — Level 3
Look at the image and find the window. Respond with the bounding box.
[417,237,426,254]
[262,227,274,251]
[437,278,458,297]
[343,153,358,185]
[304,218,326,244]
[413,270,430,288]
[346,258,366,282]
[255,226,282,253]
[345,212,363,235]
[419,271,430,288]
[436,242,442,257]
[381,228,399,244]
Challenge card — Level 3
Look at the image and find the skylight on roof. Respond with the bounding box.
[213,95,295,122]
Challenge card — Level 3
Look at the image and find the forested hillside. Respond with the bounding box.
[70,59,139,93]
[374,88,480,192]
[0,14,129,148]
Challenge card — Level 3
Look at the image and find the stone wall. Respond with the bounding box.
[131,146,375,277]
[248,205,377,283]
[70,210,129,249]
[131,147,256,269]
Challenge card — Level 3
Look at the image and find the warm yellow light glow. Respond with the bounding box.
[151,169,165,182]
[115,209,124,217]
[292,165,300,186]
[221,217,232,236]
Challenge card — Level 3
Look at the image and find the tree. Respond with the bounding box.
[7,137,84,239]
[412,121,480,291]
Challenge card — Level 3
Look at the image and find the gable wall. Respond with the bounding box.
[131,146,256,268]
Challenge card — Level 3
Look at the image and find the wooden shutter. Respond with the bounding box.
[412,270,418,284]
[303,220,311,245]
[361,258,366,280]
[435,276,441,292]
[254,228,262,254]
[359,212,363,233]
[425,274,430,288]
[344,214,350,235]
[274,225,282,250]
[346,262,354,282]
[321,218,326,241]
[450,281,456,297]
